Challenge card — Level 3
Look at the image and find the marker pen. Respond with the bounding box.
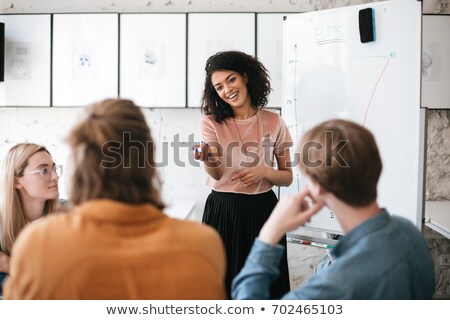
[196,141,208,153]
[311,242,334,249]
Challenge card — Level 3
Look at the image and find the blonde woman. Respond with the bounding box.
[4,99,226,299]
[0,143,62,294]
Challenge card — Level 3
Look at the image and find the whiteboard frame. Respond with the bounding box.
[187,13,255,108]
[120,13,186,108]
[0,14,51,107]
[52,13,119,107]
[417,107,427,231]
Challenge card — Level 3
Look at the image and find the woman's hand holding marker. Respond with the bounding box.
[193,141,210,162]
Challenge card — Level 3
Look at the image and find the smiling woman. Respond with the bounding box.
[194,51,293,298]
[0,143,61,294]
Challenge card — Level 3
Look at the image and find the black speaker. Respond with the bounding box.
[0,22,4,82]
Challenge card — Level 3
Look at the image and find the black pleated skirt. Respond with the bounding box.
[202,189,290,299]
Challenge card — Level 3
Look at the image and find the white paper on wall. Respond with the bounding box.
[187,13,255,107]
[120,14,186,108]
[422,15,450,109]
[52,14,119,107]
[0,15,51,106]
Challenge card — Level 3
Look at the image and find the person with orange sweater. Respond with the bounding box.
[3,99,226,299]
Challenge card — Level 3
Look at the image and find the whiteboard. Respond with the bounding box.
[53,14,118,107]
[0,15,51,106]
[421,14,450,109]
[120,14,186,108]
[187,13,255,107]
[281,0,423,234]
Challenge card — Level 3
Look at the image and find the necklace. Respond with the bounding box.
[232,111,261,159]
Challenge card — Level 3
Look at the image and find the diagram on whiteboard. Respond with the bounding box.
[284,46,391,195]
[282,0,423,234]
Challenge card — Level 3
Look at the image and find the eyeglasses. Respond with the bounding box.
[21,165,63,182]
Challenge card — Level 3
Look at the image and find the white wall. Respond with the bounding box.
[0,106,211,219]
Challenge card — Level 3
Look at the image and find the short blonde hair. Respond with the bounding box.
[0,143,58,255]
[67,99,165,208]
[299,119,382,206]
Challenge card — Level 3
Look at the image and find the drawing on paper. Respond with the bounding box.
[72,43,97,79]
[422,42,441,81]
[422,52,432,78]
[139,42,164,80]
[6,42,31,79]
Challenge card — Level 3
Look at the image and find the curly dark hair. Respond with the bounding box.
[201,51,272,123]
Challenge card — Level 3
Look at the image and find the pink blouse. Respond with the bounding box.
[200,110,292,195]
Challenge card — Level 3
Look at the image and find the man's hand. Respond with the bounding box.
[259,189,324,245]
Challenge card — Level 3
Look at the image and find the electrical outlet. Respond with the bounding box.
[440,254,450,266]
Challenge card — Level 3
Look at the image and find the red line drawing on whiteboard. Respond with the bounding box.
[362,57,390,126]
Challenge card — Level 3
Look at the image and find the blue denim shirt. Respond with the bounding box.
[0,272,7,296]
[232,210,435,299]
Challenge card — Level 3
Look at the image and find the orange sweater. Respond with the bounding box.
[4,200,226,299]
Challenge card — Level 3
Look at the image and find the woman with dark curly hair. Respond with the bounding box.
[194,51,293,298]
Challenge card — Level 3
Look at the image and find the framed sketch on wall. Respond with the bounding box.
[257,13,291,108]
[422,14,450,109]
[0,15,51,107]
[187,13,255,107]
[53,14,118,107]
[120,14,186,108]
